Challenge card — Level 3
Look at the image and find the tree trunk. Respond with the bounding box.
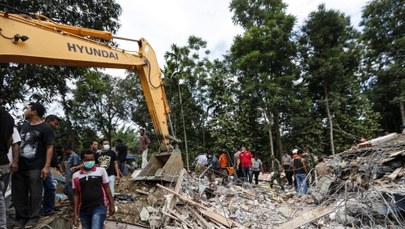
[324,86,335,155]
[273,110,282,159]
[400,101,405,127]
[263,110,274,170]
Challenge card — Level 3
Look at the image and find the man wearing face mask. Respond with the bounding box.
[95,139,121,196]
[72,149,115,229]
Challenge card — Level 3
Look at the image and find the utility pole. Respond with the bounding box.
[178,79,189,171]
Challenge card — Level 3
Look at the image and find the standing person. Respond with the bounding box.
[62,145,80,206]
[96,139,121,196]
[282,152,293,186]
[90,140,99,153]
[207,154,219,182]
[5,127,21,194]
[115,139,128,175]
[269,155,284,191]
[138,129,150,169]
[233,147,243,179]
[0,106,15,228]
[251,155,263,185]
[292,149,308,195]
[304,150,316,186]
[70,140,98,172]
[12,102,55,228]
[41,114,60,216]
[291,149,299,191]
[218,151,229,184]
[218,151,228,175]
[237,146,253,183]
[194,152,207,177]
[72,150,115,229]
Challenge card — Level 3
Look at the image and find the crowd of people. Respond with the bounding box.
[193,145,326,197]
[0,102,148,229]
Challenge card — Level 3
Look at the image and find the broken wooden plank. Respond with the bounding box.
[277,207,334,229]
[157,184,242,228]
[189,207,212,229]
[135,189,149,195]
[199,209,232,228]
[157,184,209,210]
[381,150,405,163]
[388,167,403,180]
[163,169,186,224]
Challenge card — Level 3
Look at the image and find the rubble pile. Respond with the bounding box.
[310,133,405,228]
[111,133,405,228]
[114,171,309,228]
[12,133,405,228]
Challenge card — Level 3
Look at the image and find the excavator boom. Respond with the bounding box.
[0,11,183,182]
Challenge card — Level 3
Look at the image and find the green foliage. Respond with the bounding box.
[71,70,126,142]
[229,0,298,159]
[164,36,213,160]
[0,0,121,106]
[361,0,405,132]
[297,4,381,154]
[2,0,401,164]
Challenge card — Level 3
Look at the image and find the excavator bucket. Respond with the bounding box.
[133,150,184,182]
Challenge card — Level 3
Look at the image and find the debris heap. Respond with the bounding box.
[13,133,405,228]
[110,133,405,228]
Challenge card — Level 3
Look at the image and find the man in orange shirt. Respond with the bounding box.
[219,151,228,173]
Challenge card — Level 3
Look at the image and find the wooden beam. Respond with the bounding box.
[163,169,185,224]
[189,208,212,229]
[388,167,403,180]
[157,184,242,228]
[277,207,334,229]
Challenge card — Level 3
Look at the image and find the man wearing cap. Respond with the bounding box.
[41,114,60,216]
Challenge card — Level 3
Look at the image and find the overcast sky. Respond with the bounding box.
[111,0,367,75]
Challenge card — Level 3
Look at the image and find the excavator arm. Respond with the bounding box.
[0,11,183,181]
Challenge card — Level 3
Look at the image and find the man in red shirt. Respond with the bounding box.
[237,146,253,183]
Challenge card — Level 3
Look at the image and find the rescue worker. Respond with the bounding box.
[292,149,308,195]
[251,155,263,185]
[282,152,293,186]
[218,151,228,174]
[304,150,316,186]
[194,152,207,177]
[269,155,284,191]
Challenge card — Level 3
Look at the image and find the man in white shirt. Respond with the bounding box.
[194,153,207,176]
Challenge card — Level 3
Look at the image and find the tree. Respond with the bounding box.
[229,0,297,159]
[71,70,126,142]
[299,4,380,154]
[361,0,405,132]
[0,0,121,106]
[205,59,240,154]
[164,36,212,160]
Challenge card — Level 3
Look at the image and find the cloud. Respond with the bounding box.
[112,0,367,72]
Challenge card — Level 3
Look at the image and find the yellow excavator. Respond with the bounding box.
[0,11,183,182]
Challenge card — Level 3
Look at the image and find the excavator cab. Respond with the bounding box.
[134,149,183,182]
